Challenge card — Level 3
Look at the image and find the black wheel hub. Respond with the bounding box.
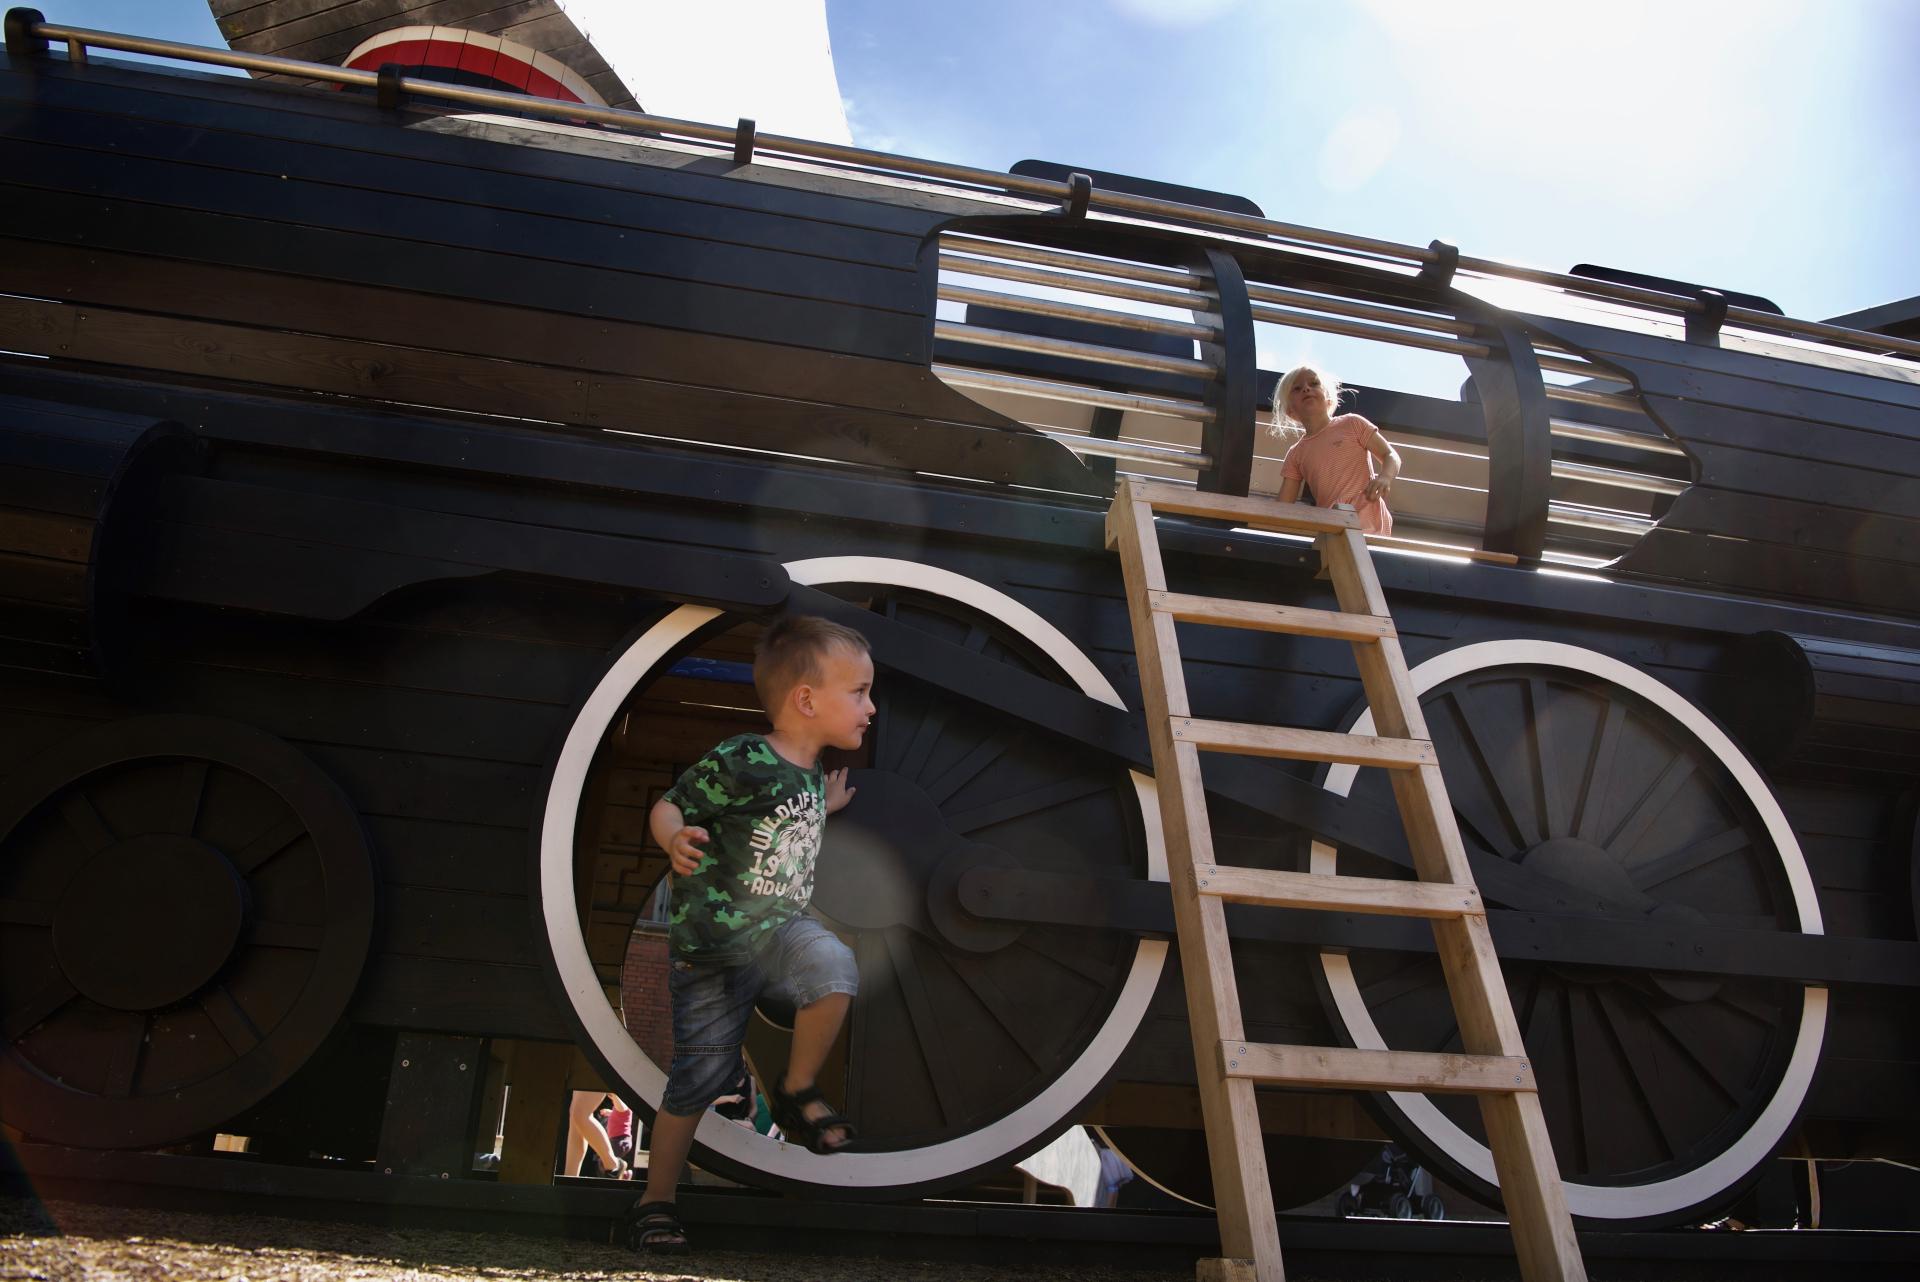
[52,833,246,1011]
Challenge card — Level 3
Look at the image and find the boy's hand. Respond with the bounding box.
[665,826,709,876]
[825,767,856,813]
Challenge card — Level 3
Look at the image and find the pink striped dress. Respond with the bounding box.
[1280,414,1393,535]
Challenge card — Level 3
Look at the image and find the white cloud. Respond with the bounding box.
[560,0,851,144]
[1318,105,1400,193]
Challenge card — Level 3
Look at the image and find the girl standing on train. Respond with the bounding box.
[1271,364,1401,536]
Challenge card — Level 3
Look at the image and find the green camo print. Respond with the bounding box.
[660,734,826,962]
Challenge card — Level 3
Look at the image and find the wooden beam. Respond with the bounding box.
[1197,864,1480,918]
[1125,479,1360,533]
[1172,717,1435,769]
[1219,1042,1535,1095]
[1150,591,1394,641]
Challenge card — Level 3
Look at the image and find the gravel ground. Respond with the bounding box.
[0,1197,1191,1282]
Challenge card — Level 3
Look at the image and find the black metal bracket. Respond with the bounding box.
[1462,314,1552,560]
[4,8,48,59]
[1687,287,1729,345]
[1196,246,1257,496]
[733,117,756,167]
[1417,238,1459,293]
[375,62,405,111]
[1061,172,1092,219]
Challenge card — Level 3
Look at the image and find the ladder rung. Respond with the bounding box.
[1150,591,1394,641]
[1171,718,1435,769]
[1197,865,1481,918]
[1219,1042,1536,1094]
[1122,479,1361,534]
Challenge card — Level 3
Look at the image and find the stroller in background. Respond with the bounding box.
[1334,1144,1448,1220]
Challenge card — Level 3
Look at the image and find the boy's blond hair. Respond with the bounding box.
[753,614,870,715]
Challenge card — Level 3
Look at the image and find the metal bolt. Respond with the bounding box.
[440,1172,450,1180]
[401,1058,410,1068]
[383,1167,393,1175]
[1238,1045,1247,1055]
[459,1063,468,1072]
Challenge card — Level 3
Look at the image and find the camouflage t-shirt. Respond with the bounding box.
[660,734,825,963]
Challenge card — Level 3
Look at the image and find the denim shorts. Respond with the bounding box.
[660,914,859,1117]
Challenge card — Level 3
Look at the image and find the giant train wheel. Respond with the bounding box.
[539,557,1168,1197]
[0,716,376,1148]
[1314,641,1825,1226]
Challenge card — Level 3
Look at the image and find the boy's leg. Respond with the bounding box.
[781,991,852,1145]
[648,956,761,1205]
[765,916,860,1148]
[639,1107,700,1207]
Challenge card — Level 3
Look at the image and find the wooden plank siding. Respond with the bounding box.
[0,59,1098,494]
[1525,316,1920,617]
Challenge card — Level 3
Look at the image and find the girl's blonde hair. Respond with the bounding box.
[1269,364,1344,439]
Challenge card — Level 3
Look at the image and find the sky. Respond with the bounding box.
[36,1,1920,394]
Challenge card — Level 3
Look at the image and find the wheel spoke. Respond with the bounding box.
[199,984,262,1056]
[1527,679,1570,841]
[1014,931,1115,988]
[1451,810,1510,866]
[1516,968,1543,1043]
[894,692,953,786]
[1593,988,1680,1163]
[1562,981,1593,1172]
[1571,988,1626,1172]
[1360,955,1437,1011]
[176,760,210,837]
[59,789,115,854]
[844,930,888,1118]
[100,1012,148,1100]
[1640,996,1743,1105]
[883,929,968,1126]
[1572,701,1626,844]
[922,732,1012,807]
[1441,691,1531,855]
[228,815,305,875]
[1627,827,1750,893]
[946,777,1111,836]
[1715,988,1787,1029]
[942,950,1043,1070]
[3,972,78,1041]
[1605,756,1698,859]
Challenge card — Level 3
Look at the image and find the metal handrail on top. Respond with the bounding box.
[10,11,1919,366]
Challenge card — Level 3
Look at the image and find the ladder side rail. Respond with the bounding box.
[1319,525,1588,1281]
[1107,486,1282,1278]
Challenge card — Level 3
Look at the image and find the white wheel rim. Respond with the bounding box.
[539,556,1168,1189]
[1313,640,1825,1221]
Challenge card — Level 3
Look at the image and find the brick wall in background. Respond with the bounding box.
[621,926,673,1066]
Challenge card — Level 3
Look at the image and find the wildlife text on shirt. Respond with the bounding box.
[659,734,827,962]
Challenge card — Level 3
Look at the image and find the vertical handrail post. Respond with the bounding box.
[1463,317,1552,559]
[1197,248,1256,495]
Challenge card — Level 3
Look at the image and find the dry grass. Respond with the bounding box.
[0,1196,1188,1282]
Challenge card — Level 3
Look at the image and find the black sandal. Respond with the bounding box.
[769,1082,857,1154]
[627,1200,689,1255]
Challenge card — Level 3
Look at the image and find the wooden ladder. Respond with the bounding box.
[1105,479,1586,1282]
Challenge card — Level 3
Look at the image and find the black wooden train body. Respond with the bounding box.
[2,28,1918,1229]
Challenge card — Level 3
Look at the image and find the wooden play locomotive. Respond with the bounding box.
[1,6,1916,1230]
